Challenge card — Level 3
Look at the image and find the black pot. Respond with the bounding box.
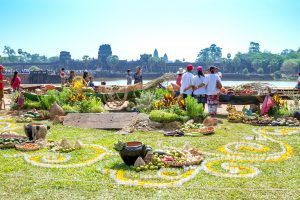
[119,141,152,166]
[24,123,50,141]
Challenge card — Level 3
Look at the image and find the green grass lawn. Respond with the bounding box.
[0,116,299,200]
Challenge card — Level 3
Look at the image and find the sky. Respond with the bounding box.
[0,0,300,61]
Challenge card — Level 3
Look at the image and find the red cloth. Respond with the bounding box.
[176,75,182,86]
[260,95,274,115]
[0,73,4,90]
[11,76,21,90]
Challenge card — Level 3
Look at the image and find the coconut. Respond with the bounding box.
[74,140,84,149]
[143,151,154,164]
[49,102,64,120]
[59,139,72,149]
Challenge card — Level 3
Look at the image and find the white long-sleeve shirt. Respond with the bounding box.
[193,75,206,95]
[180,72,194,95]
[203,74,221,95]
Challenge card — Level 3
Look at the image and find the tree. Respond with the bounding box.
[257,67,264,74]
[281,49,294,56]
[174,59,183,63]
[3,46,18,62]
[242,68,249,75]
[163,53,168,62]
[248,42,260,53]
[274,71,282,79]
[196,44,222,67]
[281,59,300,74]
[82,55,91,70]
[153,49,159,59]
[3,46,15,57]
[106,55,119,70]
[98,44,112,70]
[48,56,59,62]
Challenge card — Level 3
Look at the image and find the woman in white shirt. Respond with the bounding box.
[197,66,222,116]
[192,66,206,108]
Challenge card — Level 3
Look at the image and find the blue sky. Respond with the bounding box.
[1,0,299,61]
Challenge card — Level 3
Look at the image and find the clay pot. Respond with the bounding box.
[119,141,152,166]
[24,123,50,141]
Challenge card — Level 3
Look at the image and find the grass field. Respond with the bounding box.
[0,116,299,200]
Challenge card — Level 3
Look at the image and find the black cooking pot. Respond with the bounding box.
[119,141,152,166]
[24,123,50,141]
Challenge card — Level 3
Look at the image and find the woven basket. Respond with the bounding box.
[15,143,40,151]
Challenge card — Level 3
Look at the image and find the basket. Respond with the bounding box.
[199,127,215,135]
[15,143,40,151]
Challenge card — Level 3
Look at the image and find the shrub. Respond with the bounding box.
[149,110,182,123]
[58,87,72,105]
[135,91,156,113]
[62,105,78,113]
[38,90,59,110]
[76,99,92,113]
[89,97,104,113]
[23,101,42,110]
[185,95,205,120]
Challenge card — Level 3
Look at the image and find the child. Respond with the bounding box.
[88,76,95,88]
[126,69,132,85]
[0,65,8,110]
[60,68,66,86]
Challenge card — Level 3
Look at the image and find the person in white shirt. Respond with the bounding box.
[197,66,222,116]
[192,66,207,108]
[180,64,194,98]
[214,67,222,79]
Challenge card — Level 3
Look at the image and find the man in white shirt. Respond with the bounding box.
[180,64,194,98]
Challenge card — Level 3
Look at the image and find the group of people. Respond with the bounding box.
[177,64,222,116]
[60,68,95,88]
[0,65,22,109]
[126,66,143,85]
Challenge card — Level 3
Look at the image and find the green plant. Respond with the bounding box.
[153,88,167,100]
[38,90,59,110]
[170,105,187,116]
[76,99,93,113]
[58,87,72,105]
[135,91,156,113]
[10,103,19,110]
[23,101,42,110]
[185,95,205,120]
[62,104,78,113]
[89,97,104,113]
[113,141,125,151]
[149,110,183,123]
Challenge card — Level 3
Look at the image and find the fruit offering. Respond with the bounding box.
[0,133,28,149]
[133,148,204,172]
[15,143,40,151]
[180,123,203,133]
[199,126,215,135]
